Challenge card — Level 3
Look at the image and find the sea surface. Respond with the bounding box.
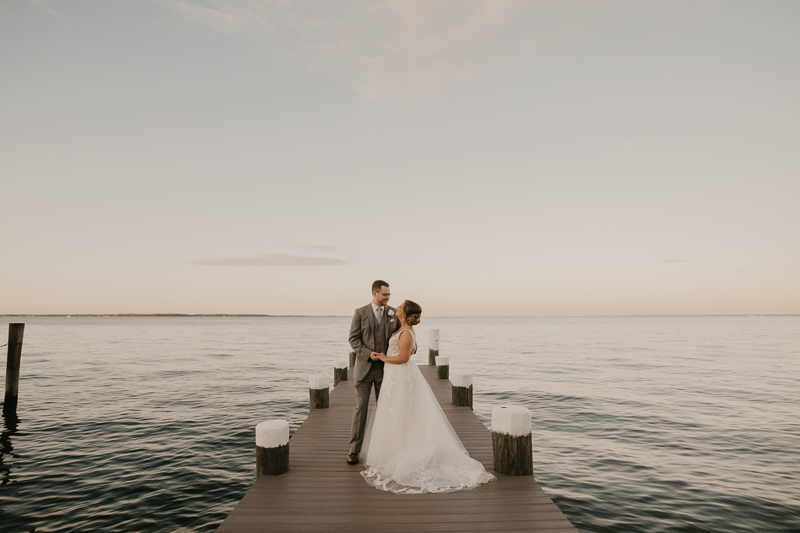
[0,316,798,532]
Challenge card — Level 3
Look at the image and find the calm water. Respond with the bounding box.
[0,316,798,532]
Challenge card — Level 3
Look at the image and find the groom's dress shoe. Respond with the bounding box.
[347,453,359,465]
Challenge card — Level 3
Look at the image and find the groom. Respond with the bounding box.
[347,279,400,465]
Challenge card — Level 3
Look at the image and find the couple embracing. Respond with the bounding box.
[347,280,495,494]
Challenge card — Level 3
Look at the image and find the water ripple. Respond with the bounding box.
[1,316,798,532]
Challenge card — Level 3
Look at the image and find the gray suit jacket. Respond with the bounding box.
[349,303,400,382]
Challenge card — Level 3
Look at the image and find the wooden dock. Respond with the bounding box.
[217,365,578,532]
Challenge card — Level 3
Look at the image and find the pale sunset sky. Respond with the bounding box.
[1,1,798,316]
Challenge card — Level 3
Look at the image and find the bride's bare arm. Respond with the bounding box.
[380,330,414,364]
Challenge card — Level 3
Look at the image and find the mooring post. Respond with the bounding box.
[435,356,449,379]
[3,324,24,414]
[308,375,329,410]
[491,405,533,476]
[349,351,356,369]
[428,328,439,366]
[450,371,473,409]
[255,420,290,477]
[333,362,348,386]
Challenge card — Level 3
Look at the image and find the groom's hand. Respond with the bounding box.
[369,352,381,361]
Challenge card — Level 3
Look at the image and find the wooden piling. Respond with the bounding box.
[491,405,533,476]
[348,351,356,369]
[450,371,473,409]
[333,362,348,386]
[435,356,449,379]
[453,384,473,409]
[428,328,439,365]
[3,324,24,414]
[308,375,329,410]
[255,420,290,477]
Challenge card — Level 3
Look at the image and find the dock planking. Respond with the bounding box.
[217,365,578,532]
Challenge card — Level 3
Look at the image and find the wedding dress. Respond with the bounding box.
[361,329,496,494]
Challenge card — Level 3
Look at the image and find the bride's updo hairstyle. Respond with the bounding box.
[403,300,422,326]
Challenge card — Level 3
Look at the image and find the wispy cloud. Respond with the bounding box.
[662,259,691,263]
[297,244,338,253]
[613,138,640,159]
[160,0,635,101]
[191,253,349,266]
[27,0,60,17]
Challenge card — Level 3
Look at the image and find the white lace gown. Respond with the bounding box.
[361,329,496,494]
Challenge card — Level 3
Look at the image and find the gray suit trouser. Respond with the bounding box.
[348,361,384,454]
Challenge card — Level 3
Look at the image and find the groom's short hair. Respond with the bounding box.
[372,280,389,293]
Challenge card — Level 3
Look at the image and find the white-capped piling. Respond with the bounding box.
[450,371,473,409]
[349,351,356,369]
[3,324,24,414]
[308,375,329,410]
[435,356,450,379]
[255,420,290,477]
[333,362,348,386]
[491,405,533,476]
[428,328,439,366]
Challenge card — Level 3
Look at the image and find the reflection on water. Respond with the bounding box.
[0,316,798,532]
[1,411,19,487]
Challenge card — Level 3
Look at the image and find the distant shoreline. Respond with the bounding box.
[0,314,328,318]
[0,314,798,318]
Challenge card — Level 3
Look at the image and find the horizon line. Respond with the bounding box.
[1,313,798,318]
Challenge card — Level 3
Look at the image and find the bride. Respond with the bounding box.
[360,300,496,494]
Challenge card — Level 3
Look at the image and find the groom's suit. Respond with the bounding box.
[348,303,400,454]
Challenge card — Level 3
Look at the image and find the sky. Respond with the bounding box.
[1,0,798,316]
